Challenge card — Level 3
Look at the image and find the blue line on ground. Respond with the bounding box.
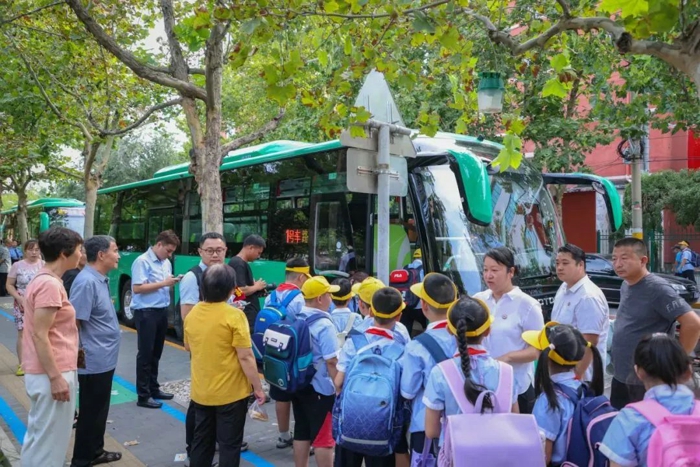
[111,375,275,467]
[0,393,26,445]
[0,309,14,323]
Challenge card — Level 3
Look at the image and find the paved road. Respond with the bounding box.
[0,296,297,467]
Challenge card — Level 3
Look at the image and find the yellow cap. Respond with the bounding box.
[522,322,589,366]
[351,277,386,304]
[677,241,689,248]
[409,273,457,309]
[301,276,340,299]
[286,266,311,278]
[413,248,422,259]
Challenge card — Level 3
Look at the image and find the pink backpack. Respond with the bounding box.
[629,399,700,467]
[437,359,546,467]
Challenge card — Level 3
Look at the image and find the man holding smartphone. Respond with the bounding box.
[130,230,181,409]
[228,234,267,333]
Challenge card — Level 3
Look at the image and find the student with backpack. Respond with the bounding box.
[523,322,608,467]
[329,279,362,347]
[353,277,412,343]
[333,287,410,467]
[399,273,458,459]
[600,333,700,467]
[258,258,311,450]
[281,276,340,467]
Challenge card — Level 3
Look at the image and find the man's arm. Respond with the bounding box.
[677,311,700,354]
[133,278,178,294]
[32,307,70,401]
[326,356,339,383]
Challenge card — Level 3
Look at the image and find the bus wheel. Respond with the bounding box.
[120,280,135,328]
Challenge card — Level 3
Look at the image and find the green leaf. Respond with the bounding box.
[439,26,460,51]
[352,106,372,123]
[266,83,296,106]
[344,37,353,55]
[283,50,304,76]
[542,77,569,98]
[318,50,329,67]
[412,12,436,33]
[241,18,262,35]
[599,0,649,18]
[492,134,523,171]
[349,125,366,138]
[550,53,569,73]
[324,1,340,13]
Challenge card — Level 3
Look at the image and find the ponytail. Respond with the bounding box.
[455,318,492,413]
[588,345,604,396]
[534,348,560,411]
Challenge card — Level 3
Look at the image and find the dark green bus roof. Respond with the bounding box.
[1,198,84,215]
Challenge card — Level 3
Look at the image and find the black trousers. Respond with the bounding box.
[334,446,395,467]
[71,369,115,467]
[186,400,195,456]
[134,307,168,399]
[681,269,696,283]
[400,308,427,338]
[610,378,646,410]
[190,398,247,467]
[518,384,536,415]
[0,272,7,296]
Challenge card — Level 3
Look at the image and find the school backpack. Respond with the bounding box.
[336,313,359,348]
[690,249,700,268]
[332,331,408,457]
[437,359,545,467]
[389,264,424,309]
[262,312,329,393]
[415,332,449,364]
[252,289,301,362]
[555,383,617,467]
[628,399,700,467]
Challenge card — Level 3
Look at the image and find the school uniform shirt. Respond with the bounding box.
[337,326,404,373]
[532,372,581,465]
[399,320,457,433]
[551,276,609,382]
[357,315,412,345]
[599,384,697,467]
[263,283,304,320]
[297,306,339,396]
[330,307,363,335]
[422,345,518,445]
[474,287,544,396]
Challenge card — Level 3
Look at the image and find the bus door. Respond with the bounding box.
[367,194,416,276]
[309,193,356,277]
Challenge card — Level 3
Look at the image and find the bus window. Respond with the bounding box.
[116,201,146,252]
[312,197,353,274]
[370,196,415,274]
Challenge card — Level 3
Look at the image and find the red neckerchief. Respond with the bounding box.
[366,327,394,340]
[432,321,448,330]
[454,348,488,357]
[276,283,299,292]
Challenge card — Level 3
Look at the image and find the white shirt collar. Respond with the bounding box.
[563,276,588,294]
[427,319,448,330]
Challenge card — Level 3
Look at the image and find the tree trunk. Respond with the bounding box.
[84,174,98,239]
[83,138,115,239]
[16,187,28,245]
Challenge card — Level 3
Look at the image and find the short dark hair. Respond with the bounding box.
[614,237,647,257]
[372,287,404,325]
[634,333,691,389]
[199,232,225,247]
[558,243,586,266]
[421,273,457,312]
[484,247,516,272]
[85,235,115,263]
[24,239,39,251]
[285,257,309,281]
[155,230,181,248]
[201,264,237,303]
[243,234,266,248]
[39,227,83,262]
[331,278,352,306]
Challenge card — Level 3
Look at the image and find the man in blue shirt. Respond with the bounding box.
[677,241,696,283]
[9,240,23,264]
[69,235,122,467]
[131,230,181,409]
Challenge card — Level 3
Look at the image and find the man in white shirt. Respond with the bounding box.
[551,243,609,381]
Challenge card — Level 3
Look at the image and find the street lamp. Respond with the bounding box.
[477,72,505,114]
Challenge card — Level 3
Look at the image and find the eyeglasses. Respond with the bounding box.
[202,248,227,255]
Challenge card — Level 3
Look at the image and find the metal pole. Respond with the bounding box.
[631,152,643,240]
[377,125,391,284]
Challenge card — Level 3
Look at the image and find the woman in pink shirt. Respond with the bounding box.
[20,227,83,467]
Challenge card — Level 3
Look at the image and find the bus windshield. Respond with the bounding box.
[415,162,563,295]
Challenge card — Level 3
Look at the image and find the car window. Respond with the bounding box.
[586,256,614,274]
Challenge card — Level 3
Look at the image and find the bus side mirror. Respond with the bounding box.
[39,212,50,232]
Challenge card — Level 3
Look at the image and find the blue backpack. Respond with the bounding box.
[252,289,301,362]
[262,311,329,393]
[332,331,408,457]
[690,249,700,268]
[555,383,617,467]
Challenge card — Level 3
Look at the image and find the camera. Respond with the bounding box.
[264,283,277,293]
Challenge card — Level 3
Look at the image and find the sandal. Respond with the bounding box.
[92,451,122,465]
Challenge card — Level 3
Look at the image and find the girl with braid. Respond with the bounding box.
[523,323,605,466]
[422,297,519,444]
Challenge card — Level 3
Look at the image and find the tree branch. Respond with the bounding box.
[0,0,65,26]
[220,109,286,156]
[65,0,207,101]
[556,0,572,19]
[160,0,194,83]
[147,65,206,75]
[48,165,82,180]
[282,0,450,20]
[96,97,183,136]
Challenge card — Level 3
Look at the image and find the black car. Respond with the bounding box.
[586,253,699,309]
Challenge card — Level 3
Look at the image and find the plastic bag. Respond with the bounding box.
[248,401,268,422]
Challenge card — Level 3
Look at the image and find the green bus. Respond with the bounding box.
[95,135,622,339]
[1,198,86,241]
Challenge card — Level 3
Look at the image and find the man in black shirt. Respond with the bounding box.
[228,235,267,331]
[62,245,87,296]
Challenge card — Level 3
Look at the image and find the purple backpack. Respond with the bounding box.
[436,359,546,467]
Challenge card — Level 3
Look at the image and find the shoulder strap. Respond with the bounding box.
[342,313,357,334]
[554,382,580,403]
[280,289,301,308]
[415,332,449,363]
[494,361,514,411]
[190,265,204,299]
[302,312,330,326]
[629,399,674,427]
[438,359,473,414]
[349,330,370,350]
